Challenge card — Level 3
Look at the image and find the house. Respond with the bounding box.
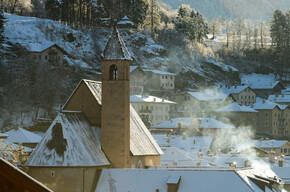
[171,90,231,117]
[0,157,53,192]
[249,81,285,99]
[240,139,290,156]
[130,66,146,95]
[26,27,162,192]
[224,85,256,106]
[253,100,290,139]
[144,69,176,96]
[215,102,258,132]
[130,95,176,125]
[151,117,235,136]
[26,43,67,65]
[269,94,290,106]
[4,127,42,148]
[95,167,282,192]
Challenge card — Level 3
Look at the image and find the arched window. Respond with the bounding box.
[109,64,118,80]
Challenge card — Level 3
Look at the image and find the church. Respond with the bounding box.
[25,27,162,192]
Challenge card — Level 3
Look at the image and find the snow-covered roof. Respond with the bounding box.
[224,85,250,94]
[95,168,267,192]
[26,112,110,167]
[152,134,212,155]
[0,133,8,139]
[249,140,288,149]
[130,95,175,104]
[215,102,258,113]
[101,27,132,61]
[130,66,138,73]
[207,153,252,167]
[241,74,284,90]
[269,94,290,103]
[152,117,235,129]
[144,69,176,76]
[160,147,211,166]
[250,81,283,90]
[272,167,290,180]
[117,15,134,25]
[4,127,42,144]
[130,105,163,156]
[26,42,55,52]
[253,100,287,110]
[187,91,225,102]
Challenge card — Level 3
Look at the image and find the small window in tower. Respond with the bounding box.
[109,64,118,80]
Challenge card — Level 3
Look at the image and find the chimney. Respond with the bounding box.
[269,152,275,163]
[278,156,284,167]
[0,133,8,149]
[244,159,251,167]
[154,98,156,102]
[167,176,181,192]
[262,99,265,104]
[230,161,237,170]
[162,98,164,102]
[234,85,237,89]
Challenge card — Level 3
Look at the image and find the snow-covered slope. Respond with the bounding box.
[4,14,96,69]
[161,0,290,20]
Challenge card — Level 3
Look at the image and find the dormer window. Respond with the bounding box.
[109,64,118,80]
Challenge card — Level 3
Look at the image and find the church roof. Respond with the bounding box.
[101,27,132,61]
[27,79,162,167]
[130,105,163,156]
[26,112,110,167]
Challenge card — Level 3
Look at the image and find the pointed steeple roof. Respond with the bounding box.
[101,27,132,61]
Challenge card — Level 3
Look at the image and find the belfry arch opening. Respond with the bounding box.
[109,64,118,80]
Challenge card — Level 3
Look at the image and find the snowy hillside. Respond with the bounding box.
[4,14,96,70]
[161,0,290,20]
[3,13,239,88]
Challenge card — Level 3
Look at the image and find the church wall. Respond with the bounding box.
[63,82,102,126]
[28,167,105,192]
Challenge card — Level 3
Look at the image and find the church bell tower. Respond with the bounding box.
[101,27,132,168]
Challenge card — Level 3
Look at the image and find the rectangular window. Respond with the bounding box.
[139,80,142,85]
[284,148,287,153]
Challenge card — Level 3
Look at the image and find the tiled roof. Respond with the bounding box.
[101,27,132,61]
[26,112,110,167]
[269,94,290,103]
[130,105,163,156]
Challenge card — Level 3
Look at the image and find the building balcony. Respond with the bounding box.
[278,125,286,129]
[279,116,286,120]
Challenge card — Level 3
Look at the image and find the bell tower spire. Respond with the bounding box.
[101,27,132,168]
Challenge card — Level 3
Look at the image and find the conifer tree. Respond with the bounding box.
[45,0,61,21]
[0,8,5,45]
[143,0,161,36]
